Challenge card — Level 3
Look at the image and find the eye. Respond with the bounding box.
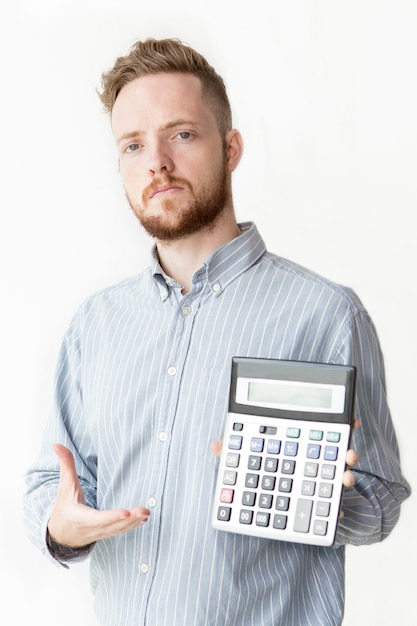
[176,131,192,140]
[126,143,140,153]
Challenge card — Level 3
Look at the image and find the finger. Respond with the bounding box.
[69,505,151,545]
[210,440,223,457]
[353,418,361,431]
[345,448,360,468]
[342,469,356,489]
[52,443,85,504]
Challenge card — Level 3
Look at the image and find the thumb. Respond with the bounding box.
[53,443,86,505]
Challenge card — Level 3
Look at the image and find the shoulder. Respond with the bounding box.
[73,267,154,322]
[261,251,366,315]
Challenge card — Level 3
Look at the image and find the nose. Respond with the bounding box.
[148,139,174,176]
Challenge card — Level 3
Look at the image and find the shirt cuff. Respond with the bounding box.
[46,528,95,563]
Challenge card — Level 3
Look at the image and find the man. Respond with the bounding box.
[24,38,410,626]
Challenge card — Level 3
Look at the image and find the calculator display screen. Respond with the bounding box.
[248,381,332,409]
[236,378,346,414]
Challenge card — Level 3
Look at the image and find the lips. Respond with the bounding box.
[149,184,181,199]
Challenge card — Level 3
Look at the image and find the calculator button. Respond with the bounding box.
[306,444,321,459]
[281,460,296,474]
[313,520,328,536]
[316,501,331,517]
[286,427,300,438]
[251,437,264,453]
[217,506,231,521]
[248,455,262,470]
[326,431,341,443]
[239,510,253,525]
[304,462,318,477]
[226,453,240,468]
[228,435,242,450]
[275,496,290,511]
[242,491,256,506]
[233,422,244,431]
[284,441,298,456]
[245,473,259,488]
[321,464,336,480]
[259,494,273,509]
[256,512,270,527]
[267,439,281,455]
[278,477,293,493]
[223,470,237,485]
[309,429,323,441]
[264,457,279,473]
[261,476,276,491]
[301,480,316,496]
[259,425,277,435]
[273,514,287,530]
[324,445,338,461]
[220,488,234,503]
[293,499,313,533]
[318,483,333,498]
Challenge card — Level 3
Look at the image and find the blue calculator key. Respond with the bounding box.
[306,444,321,459]
[228,435,242,450]
[324,445,338,461]
[250,437,264,452]
[284,441,298,456]
[267,439,281,454]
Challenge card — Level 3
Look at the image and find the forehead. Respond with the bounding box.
[111,72,215,136]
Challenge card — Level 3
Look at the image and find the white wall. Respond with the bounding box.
[2,1,415,624]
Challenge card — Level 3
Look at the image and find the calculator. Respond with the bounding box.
[212,357,356,547]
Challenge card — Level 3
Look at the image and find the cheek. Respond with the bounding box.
[120,165,144,197]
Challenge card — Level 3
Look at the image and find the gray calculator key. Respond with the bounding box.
[223,470,237,485]
[316,501,331,517]
[321,464,336,480]
[226,453,240,468]
[313,520,328,536]
[293,498,313,533]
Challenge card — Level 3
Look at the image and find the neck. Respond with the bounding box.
[156,212,241,294]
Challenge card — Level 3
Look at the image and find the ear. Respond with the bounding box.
[225,129,244,172]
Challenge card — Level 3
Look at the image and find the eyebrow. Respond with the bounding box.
[116,119,199,145]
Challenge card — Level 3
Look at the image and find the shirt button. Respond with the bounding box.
[140,563,149,574]
[212,283,221,292]
[167,366,177,376]
[147,497,157,508]
[159,431,168,442]
[181,305,192,316]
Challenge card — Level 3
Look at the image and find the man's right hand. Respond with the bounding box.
[47,444,150,548]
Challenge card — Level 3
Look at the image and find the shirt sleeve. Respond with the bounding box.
[23,312,98,566]
[332,307,411,547]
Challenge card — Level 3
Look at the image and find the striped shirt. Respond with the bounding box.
[24,222,410,626]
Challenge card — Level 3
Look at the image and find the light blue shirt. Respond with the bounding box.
[24,222,410,626]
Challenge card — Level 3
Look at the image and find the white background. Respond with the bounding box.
[1,1,415,624]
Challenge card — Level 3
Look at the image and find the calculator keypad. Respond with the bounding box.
[212,413,351,547]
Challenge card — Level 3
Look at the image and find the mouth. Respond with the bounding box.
[149,184,183,200]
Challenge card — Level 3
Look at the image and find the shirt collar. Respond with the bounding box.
[151,222,266,300]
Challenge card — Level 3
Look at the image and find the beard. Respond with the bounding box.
[125,159,231,242]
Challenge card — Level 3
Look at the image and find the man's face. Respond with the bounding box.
[111,72,232,241]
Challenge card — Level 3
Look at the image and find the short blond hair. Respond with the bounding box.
[98,38,232,137]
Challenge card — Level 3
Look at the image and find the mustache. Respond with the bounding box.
[142,175,192,201]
